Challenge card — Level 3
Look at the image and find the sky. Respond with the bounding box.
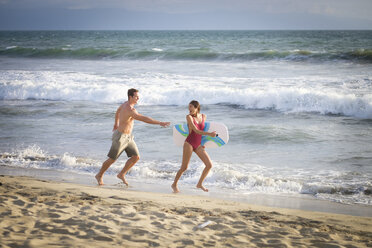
[0,0,372,30]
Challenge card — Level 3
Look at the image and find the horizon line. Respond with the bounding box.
[1,28,372,32]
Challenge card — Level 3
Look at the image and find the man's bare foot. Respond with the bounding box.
[171,184,180,193]
[117,174,129,186]
[95,174,104,186]
[196,184,209,192]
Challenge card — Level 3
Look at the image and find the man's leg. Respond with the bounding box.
[117,155,140,186]
[98,130,122,185]
[95,158,116,186]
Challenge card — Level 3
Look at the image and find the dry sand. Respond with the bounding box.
[0,175,371,247]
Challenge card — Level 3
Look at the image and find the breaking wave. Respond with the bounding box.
[1,46,372,63]
[1,71,371,119]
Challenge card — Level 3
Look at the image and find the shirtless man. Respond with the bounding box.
[95,88,170,186]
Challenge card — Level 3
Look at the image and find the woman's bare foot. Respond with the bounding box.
[171,184,180,193]
[95,174,104,186]
[196,184,209,192]
[117,174,129,186]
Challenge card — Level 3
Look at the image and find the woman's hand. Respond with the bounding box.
[209,131,217,137]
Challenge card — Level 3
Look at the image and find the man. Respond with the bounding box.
[95,88,170,186]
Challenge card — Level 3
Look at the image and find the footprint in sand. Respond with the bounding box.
[44,201,57,206]
[176,239,195,246]
[12,199,25,207]
[48,213,61,219]
[121,234,160,247]
[93,236,114,242]
[151,212,167,219]
[150,221,165,229]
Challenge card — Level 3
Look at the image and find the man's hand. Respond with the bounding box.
[160,122,170,128]
[113,124,118,131]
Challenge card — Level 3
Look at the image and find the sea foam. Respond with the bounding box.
[1,70,371,118]
[1,146,370,205]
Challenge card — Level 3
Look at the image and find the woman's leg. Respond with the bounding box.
[195,146,213,192]
[171,142,193,193]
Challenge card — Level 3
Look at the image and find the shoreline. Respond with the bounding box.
[1,165,371,217]
[0,174,371,247]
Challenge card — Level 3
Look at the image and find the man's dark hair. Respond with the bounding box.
[128,88,139,99]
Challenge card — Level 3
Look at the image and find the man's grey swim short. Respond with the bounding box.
[107,130,139,160]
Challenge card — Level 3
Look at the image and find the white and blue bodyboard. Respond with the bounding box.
[173,122,229,148]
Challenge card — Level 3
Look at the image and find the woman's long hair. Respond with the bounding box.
[189,100,200,114]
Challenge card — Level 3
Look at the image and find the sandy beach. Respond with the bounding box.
[0,175,371,247]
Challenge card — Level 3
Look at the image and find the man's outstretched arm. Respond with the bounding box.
[132,110,170,127]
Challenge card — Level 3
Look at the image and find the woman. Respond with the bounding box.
[172,100,216,193]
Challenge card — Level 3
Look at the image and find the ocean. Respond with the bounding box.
[0,30,371,208]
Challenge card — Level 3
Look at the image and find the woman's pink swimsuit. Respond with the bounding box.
[185,115,205,150]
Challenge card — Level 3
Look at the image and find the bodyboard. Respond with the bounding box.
[173,122,229,148]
